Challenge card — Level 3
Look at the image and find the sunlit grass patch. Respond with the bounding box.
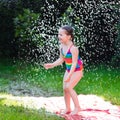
[0,94,63,120]
[0,94,22,107]
[0,104,63,120]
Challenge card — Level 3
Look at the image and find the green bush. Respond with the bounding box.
[14,9,44,60]
[0,0,18,57]
[111,21,120,68]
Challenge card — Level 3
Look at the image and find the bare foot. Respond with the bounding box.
[70,107,81,115]
[60,109,71,114]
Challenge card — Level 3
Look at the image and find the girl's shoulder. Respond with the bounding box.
[70,45,79,53]
[71,44,78,50]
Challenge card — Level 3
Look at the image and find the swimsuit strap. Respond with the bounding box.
[67,44,73,52]
[61,44,73,57]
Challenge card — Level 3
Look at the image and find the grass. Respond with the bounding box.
[14,61,120,105]
[0,96,63,120]
[0,58,120,119]
[75,64,120,105]
[0,59,64,120]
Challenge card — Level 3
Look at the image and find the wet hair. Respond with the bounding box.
[61,25,74,41]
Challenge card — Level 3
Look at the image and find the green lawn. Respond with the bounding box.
[0,59,64,120]
[0,59,120,119]
[13,61,119,105]
[0,99,63,120]
[75,64,120,105]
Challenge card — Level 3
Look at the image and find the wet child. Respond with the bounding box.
[44,25,83,115]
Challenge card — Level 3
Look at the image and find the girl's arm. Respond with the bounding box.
[52,54,64,67]
[44,46,64,69]
[65,46,78,82]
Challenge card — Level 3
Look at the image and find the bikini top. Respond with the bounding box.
[61,44,83,72]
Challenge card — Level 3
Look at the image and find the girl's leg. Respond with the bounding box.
[63,90,71,113]
[63,71,71,113]
[69,88,80,114]
[65,70,83,114]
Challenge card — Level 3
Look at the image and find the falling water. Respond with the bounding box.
[18,1,119,64]
[15,0,120,92]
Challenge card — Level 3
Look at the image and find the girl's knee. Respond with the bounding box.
[63,85,71,92]
[63,86,67,92]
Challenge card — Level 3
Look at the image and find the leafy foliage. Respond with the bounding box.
[111,20,120,67]
[67,1,120,64]
[0,0,18,57]
[0,0,120,66]
[14,9,43,60]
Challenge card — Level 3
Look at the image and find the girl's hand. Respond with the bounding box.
[44,63,54,69]
[64,75,71,82]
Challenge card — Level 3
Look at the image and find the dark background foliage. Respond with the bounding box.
[0,0,120,66]
[70,1,120,63]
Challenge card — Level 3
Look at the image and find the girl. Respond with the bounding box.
[44,25,83,115]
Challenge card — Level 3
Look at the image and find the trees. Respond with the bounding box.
[69,1,120,64]
[0,0,120,66]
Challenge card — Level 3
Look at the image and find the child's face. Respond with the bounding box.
[58,28,71,44]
